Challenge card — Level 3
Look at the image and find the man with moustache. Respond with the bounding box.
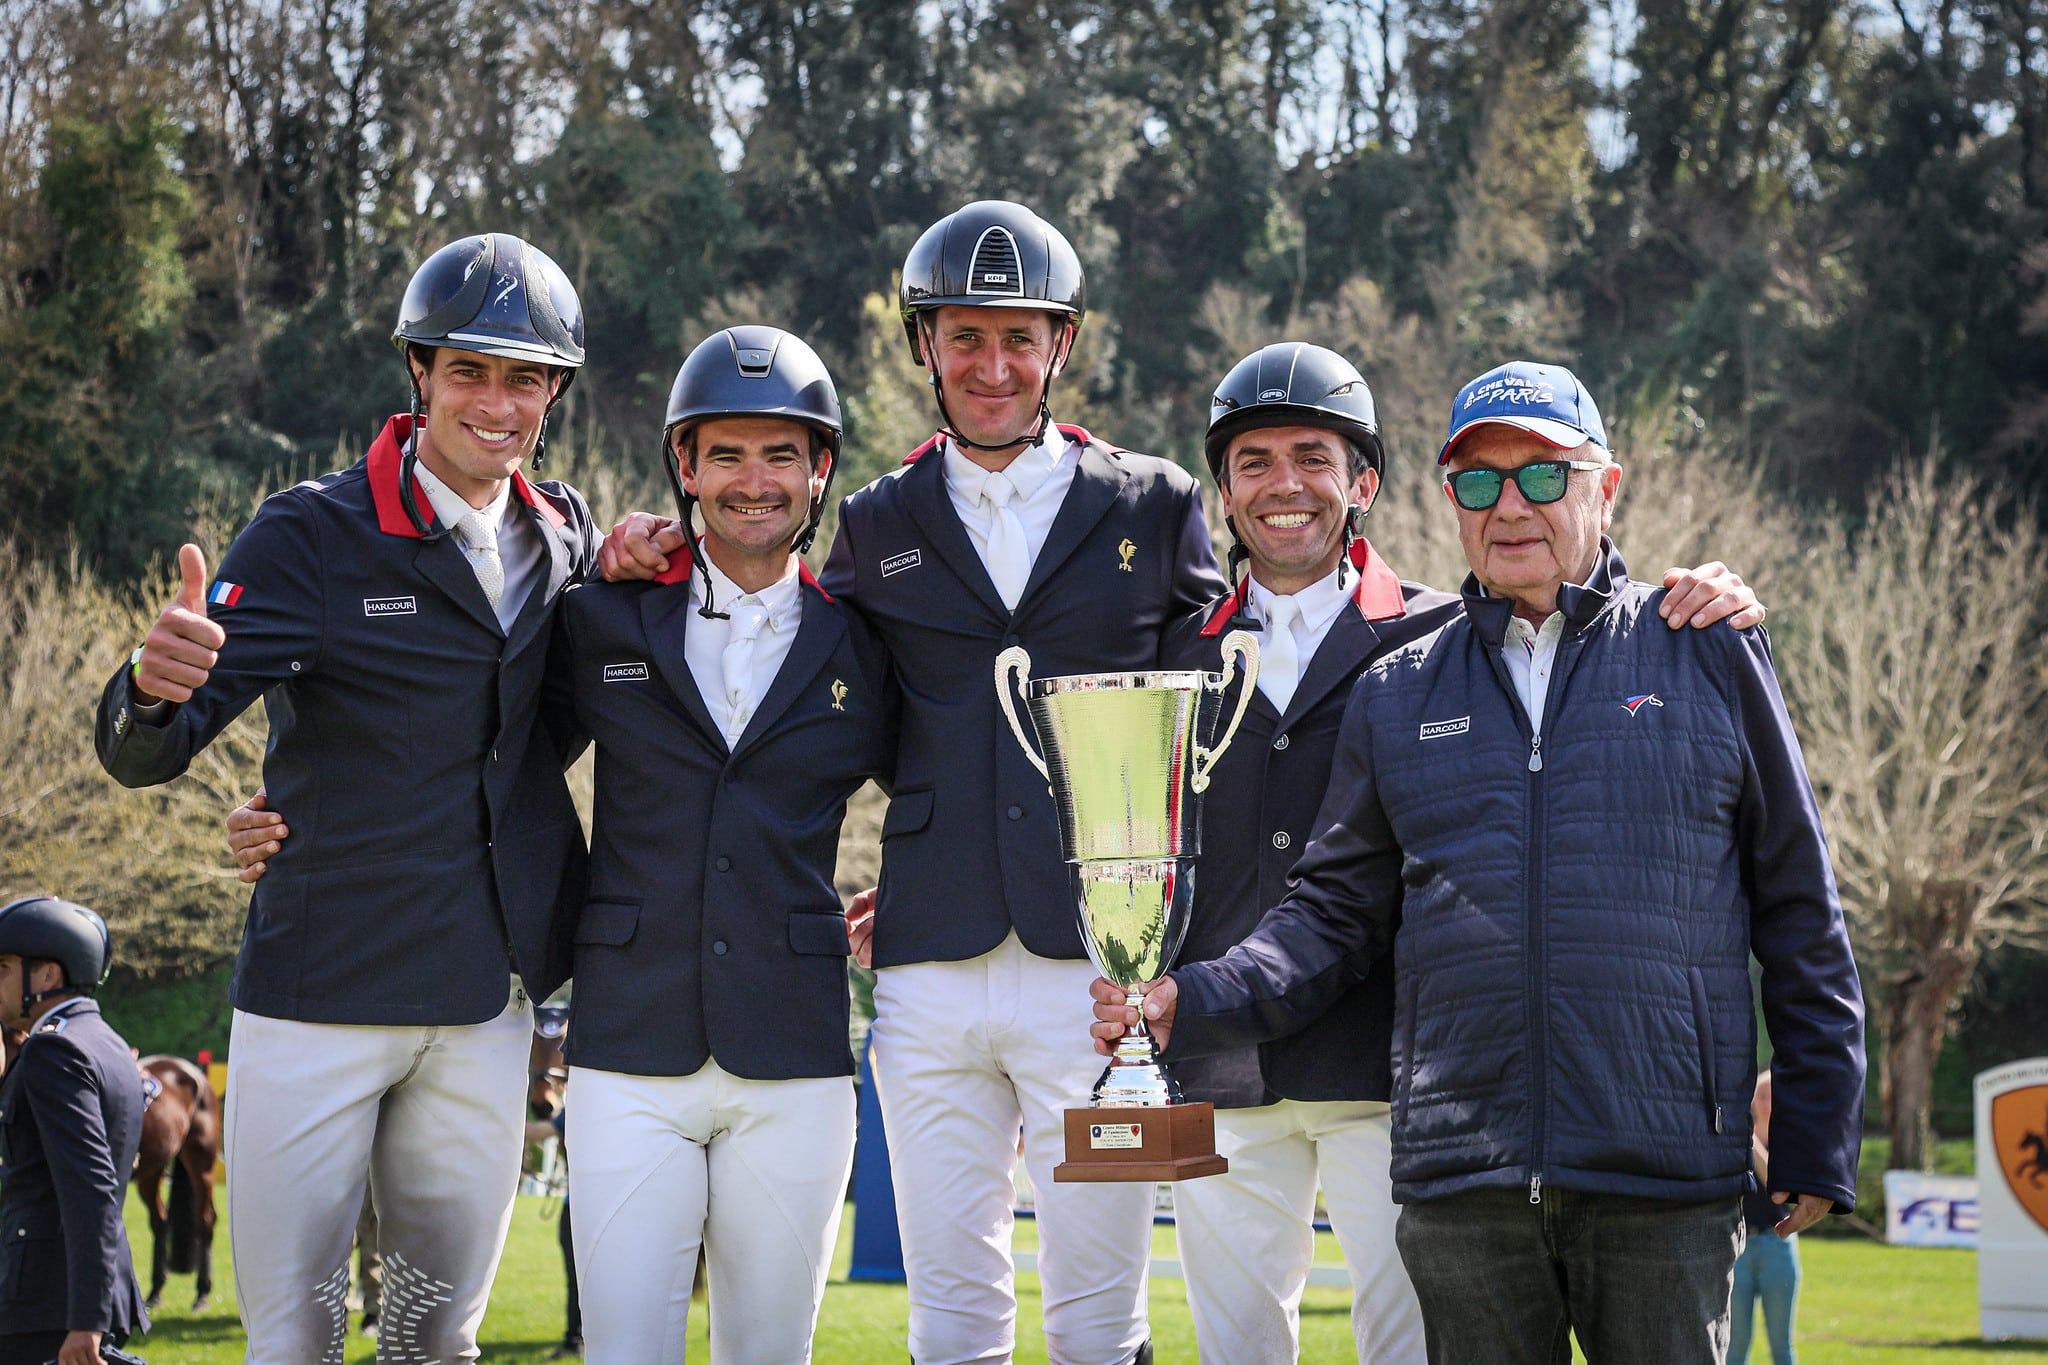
[1098,361,1863,1364]
[97,233,599,1364]
[545,327,895,1364]
[1155,346,1761,1364]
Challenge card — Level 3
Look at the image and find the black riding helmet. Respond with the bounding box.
[898,200,1084,453]
[662,326,844,618]
[388,233,587,531]
[0,896,112,1015]
[1205,342,1388,596]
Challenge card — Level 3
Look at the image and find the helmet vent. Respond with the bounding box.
[968,227,1025,296]
[736,347,773,374]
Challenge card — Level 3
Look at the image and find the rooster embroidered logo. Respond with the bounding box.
[1117,538,1137,573]
[1622,693,1664,716]
[831,679,848,711]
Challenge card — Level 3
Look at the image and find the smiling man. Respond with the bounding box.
[544,328,895,1364]
[95,233,599,1364]
[1099,360,1866,1364]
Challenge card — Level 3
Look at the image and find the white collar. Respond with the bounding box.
[1247,563,1348,635]
[942,423,1069,503]
[691,543,802,628]
[410,446,514,536]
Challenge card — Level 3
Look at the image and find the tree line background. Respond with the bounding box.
[0,0,2043,1176]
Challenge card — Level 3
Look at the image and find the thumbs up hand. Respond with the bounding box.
[132,543,229,704]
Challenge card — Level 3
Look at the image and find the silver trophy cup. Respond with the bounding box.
[995,633,1259,1107]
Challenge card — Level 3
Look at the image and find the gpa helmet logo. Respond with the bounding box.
[1992,1085,2048,1234]
[1258,387,1288,402]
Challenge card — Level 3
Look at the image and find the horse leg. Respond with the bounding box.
[188,1145,219,1311]
[137,1158,169,1312]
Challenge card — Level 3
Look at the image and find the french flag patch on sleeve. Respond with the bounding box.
[208,581,244,607]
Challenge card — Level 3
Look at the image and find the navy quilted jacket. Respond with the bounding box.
[1171,541,1866,1209]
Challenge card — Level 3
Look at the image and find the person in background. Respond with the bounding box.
[0,896,149,1365]
[1731,1071,1800,1365]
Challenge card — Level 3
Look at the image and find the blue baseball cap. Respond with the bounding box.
[1438,361,1608,465]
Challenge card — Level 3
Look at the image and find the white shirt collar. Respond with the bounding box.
[691,543,802,627]
[941,423,1069,503]
[1247,563,1349,636]
[410,446,514,536]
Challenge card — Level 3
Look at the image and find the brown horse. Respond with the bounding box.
[134,1054,219,1311]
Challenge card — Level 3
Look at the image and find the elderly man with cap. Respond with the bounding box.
[1098,361,1865,1363]
[97,233,600,1363]
[1148,348,1764,1364]
[0,897,148,1365]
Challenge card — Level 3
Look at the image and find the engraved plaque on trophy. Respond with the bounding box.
[995,633,1259,1181]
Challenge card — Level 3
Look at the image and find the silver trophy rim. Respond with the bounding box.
[1026,670,1213,696]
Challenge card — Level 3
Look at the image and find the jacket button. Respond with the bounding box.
[715,856,732,872]
[711,940,728,956]
[1272,830,1292,850]
[1007,805,1023,821]
[1273,734,1290,751]
[491,748,499,762]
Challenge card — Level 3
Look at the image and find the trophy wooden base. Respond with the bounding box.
[1053,1102,1229,1183]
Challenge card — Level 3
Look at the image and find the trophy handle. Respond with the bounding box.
[1191,629,1260,795]
[994,645,1050,780]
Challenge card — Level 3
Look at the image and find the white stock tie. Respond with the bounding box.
[1258,594,1301,714]
[981,471,1031,610]
[722,601,770,745]
[455,508,504,612]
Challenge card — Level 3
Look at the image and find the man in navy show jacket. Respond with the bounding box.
[95,234,599,1365]
[0,898,148,1365]
[546,327,897,1363]
[1109,362,1864,1364]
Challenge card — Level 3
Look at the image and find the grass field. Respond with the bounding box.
[119,1190,2048,1363]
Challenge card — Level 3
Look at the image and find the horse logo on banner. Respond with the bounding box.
[1992,1085,2048,1235]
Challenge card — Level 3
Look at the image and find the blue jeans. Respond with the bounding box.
[1395,1186,1745,1364]
[1730,1229,1799,1364]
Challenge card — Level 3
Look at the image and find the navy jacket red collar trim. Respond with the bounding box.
[649,547,834,602]
[902,422,1118,465]
[1200,537,1408,637]
[367,414,567,538]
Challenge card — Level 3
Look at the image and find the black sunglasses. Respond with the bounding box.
[1445,459,1608,510]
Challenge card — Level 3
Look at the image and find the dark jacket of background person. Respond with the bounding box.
[820,425,1223,969]
[94,417,600,1022]
[1162,543,1457,1107]
[1171,541,1867,1210]
[0,1000,150,1340]
[544,561,897,1079]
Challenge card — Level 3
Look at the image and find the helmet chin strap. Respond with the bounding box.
[922,314,1070,455]
[664,432,729,621]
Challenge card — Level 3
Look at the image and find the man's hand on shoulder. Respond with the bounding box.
[1660,562,1766,631]
[1089,974,1177,1055]
[132,543,227,704]
[599,513,689,583]
[1771,1190,1834,1237]
[227,789,287,884]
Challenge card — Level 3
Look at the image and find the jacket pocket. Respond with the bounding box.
[1687,966,1722,1133]
[881,788,934,839]
[0,1227,58,1303]
[576,900,640,947]
[789,910,853,956]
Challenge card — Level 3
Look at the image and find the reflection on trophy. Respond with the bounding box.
[995,632,1259,1182]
